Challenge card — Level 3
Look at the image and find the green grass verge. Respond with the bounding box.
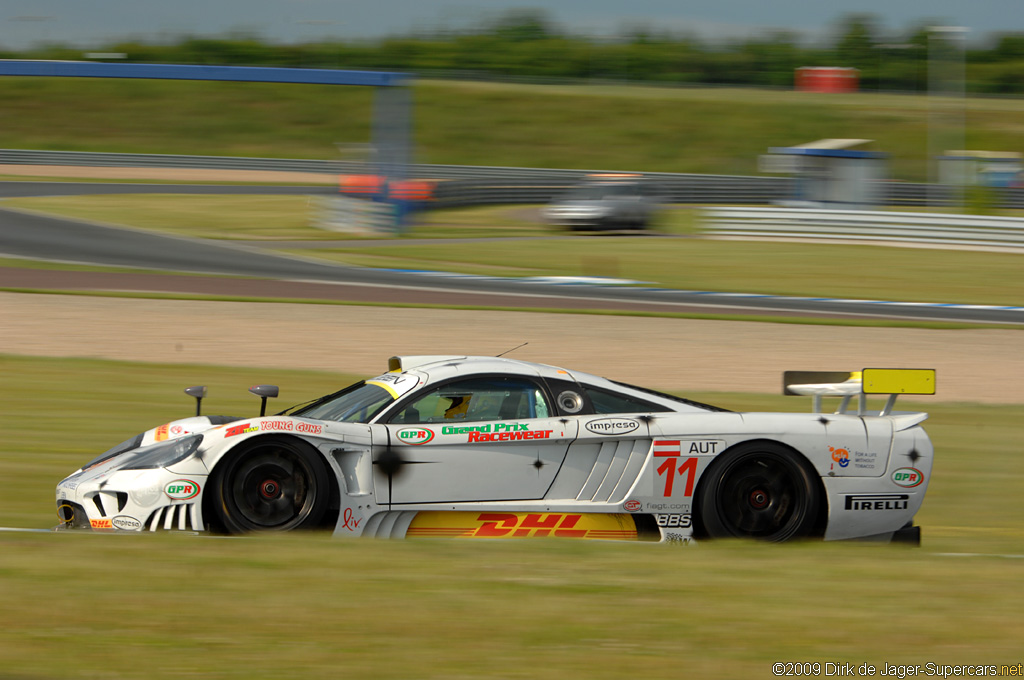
[1,354,1022,678]
[5,77,1024,181]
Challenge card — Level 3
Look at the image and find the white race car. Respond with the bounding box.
[55,356,935,544]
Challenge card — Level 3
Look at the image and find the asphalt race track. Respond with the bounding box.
[1,181,1022,324]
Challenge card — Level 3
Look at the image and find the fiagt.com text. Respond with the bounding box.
[771,663,1023,678]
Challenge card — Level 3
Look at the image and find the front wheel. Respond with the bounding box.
[696,442,821,542]
[209,436,331,534]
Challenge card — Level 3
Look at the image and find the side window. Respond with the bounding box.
[391,377,551,424]
[584,386,668,414]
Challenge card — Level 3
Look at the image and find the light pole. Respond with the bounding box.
[928,26,967,209]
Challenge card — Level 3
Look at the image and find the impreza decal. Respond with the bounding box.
[844,493,909,511]
[398,428,435,445]
[112,515,142,531]
[165,479,201,500]
[406,512,638,540]
[586,418,640,436]
[892,467,924,488]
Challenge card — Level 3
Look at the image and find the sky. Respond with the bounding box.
[2,0,1020,52]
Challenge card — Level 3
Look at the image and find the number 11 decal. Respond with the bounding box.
[656,456,697,497]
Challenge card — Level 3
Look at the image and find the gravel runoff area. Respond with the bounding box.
[2,292,1020,404]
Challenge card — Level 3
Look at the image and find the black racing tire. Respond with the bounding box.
[209,436,331,534]
[696,441,821,542]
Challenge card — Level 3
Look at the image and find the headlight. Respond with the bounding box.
[120,434,204,470]
[77,433,145,472]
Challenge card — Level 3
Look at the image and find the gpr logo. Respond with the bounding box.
[165,479,201,500]
[398,428,434,445]
[892,467,924,488]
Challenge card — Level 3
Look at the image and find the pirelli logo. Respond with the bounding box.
[844,493,910,511]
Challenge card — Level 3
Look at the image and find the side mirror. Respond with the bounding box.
[249,385,279,417]
[184,386,207,417]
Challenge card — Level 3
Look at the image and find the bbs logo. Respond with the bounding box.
[656,514,692,529]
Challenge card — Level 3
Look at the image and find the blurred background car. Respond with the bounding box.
[543,174,658,231]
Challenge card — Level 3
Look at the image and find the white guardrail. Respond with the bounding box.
[703,206,1024,250]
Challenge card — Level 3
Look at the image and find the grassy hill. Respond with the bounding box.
[2,77,1022,181]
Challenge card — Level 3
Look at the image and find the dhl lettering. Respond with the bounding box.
[476,513,588,538]
[468,430,554,443]
[155,424,170,442]
[90,518,113,530]
[405,511,639,540]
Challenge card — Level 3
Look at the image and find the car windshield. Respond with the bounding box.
[288,382,395,423]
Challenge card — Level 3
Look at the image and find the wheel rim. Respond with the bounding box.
[713,452,808,540]
[226,445,318,530]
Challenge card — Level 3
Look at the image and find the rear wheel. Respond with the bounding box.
[696,442,820,542]
[210,436,330,534]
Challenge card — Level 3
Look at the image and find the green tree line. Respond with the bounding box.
[4,11,1024,95]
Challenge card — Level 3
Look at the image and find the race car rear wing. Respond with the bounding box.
[784,368,936,416]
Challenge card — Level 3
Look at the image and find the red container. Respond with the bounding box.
[795,67,859,93]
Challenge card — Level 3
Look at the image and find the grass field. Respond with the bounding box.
[1,354,1022,679]
[3,77,1024,180]
[5,195,1024,308]
[3,75,1023,677]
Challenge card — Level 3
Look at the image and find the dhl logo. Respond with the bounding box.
[406,512,638,540]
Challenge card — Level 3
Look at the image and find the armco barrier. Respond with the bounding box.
[4,149,1024,209]
[703,206,1024,249]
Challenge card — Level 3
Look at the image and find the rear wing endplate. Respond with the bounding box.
[784,368,935,415]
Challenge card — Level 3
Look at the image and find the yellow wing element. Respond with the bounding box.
[785,369,935,415]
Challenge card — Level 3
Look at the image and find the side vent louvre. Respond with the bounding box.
[145,504,197,532]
